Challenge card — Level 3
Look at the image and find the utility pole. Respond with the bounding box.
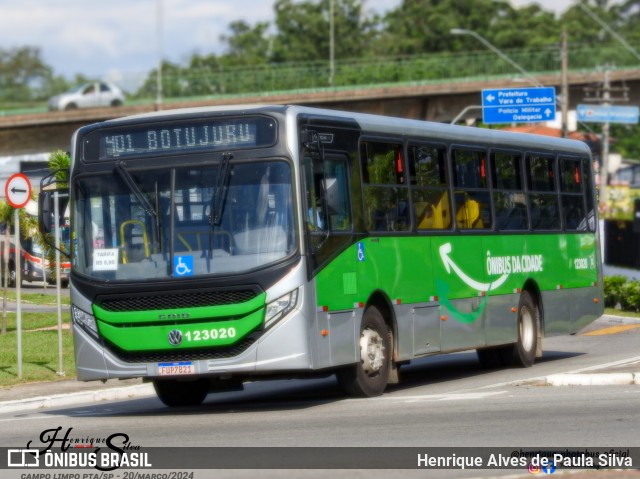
[601,69,611,210]
[582,67,630,211]
[156,0,164,111]
[561,30,569,139]
[329,0,335,86]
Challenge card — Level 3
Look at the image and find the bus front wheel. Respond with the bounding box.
[337,305,391,397]
[153,378,209,407]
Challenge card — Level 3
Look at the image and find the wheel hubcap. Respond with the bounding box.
[520,307,535,352]
[359,328,385,375]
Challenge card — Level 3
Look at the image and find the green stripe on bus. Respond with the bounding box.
[97,308,264,351]
[315,234,598,313]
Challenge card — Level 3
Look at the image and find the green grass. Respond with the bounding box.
[604,308,640,319]
[1,291,70,306]
[0,312,74,388]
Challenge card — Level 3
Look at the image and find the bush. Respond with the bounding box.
[620,280,640,312]
[603,275,628,308]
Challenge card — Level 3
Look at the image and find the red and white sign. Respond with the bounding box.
[5,173,32,209]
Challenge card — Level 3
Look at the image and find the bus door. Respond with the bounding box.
[303,150,356,368]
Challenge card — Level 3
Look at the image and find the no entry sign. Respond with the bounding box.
[5,173,32,209]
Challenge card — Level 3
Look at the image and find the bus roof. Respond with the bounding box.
[88,104,592,157]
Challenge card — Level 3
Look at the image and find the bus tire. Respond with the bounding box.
[506,290,539,368]
[336,305,391,397]
[153,378,209,407]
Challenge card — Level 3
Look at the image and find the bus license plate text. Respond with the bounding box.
[158,362,195,376]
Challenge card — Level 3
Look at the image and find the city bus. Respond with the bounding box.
[39,104,604,407]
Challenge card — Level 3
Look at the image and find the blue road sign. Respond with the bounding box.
[482,87,556,124]
[576,104,639,124]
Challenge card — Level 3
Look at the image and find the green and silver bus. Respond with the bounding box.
[39,105,604,406]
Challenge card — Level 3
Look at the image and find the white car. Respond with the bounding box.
[48,82,125,111]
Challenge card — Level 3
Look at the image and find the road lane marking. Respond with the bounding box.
[366,390,507,403]
[581,324,640,336]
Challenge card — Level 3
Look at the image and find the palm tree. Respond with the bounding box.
[1,200,12,335]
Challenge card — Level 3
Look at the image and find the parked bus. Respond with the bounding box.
[39,105,603,406]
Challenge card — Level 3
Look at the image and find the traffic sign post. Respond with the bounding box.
[5,173,32,380]
[482,87,556,125]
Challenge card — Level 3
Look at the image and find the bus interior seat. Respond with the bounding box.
[415,192,450,229]
[456,198,483,229]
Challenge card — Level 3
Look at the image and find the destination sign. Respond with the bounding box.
[84,116,277,161]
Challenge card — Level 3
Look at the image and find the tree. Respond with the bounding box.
[220,20,272,66]
[0,46,54,102]
[40,150,71,286]
[271,0,375,63]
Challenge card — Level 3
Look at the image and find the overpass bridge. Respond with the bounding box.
[1,46,640,158]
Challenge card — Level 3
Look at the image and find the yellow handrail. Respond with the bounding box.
[119,220,150,263]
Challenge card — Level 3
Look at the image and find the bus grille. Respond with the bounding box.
[97,288,259,312]
[105,337,257,363]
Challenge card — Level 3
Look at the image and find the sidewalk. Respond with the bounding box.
[0,315,638,414]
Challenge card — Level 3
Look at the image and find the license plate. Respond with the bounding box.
[158,361,195,376]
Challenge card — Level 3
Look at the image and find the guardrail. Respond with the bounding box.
[2,42,639,117]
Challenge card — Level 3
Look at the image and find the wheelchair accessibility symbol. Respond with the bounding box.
[357,242,365,262]
[174,255,193,276]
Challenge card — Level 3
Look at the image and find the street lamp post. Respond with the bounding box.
[329,0,335,86]
[450,28,543,88]
[156,0,164,111]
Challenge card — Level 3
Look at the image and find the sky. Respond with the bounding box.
[0,0,593,91]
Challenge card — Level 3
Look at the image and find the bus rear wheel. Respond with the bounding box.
[477,290,539,369]
[508,290,539,367]
[153,378,209,407]
[337,305,391,397]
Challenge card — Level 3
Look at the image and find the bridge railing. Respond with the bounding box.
[1,42,639,116]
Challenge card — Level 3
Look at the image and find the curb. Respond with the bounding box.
[542,372,640,386]
[0,383,154,415]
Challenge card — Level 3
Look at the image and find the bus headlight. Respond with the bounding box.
[72,305,99,339]
[264,289,298,329]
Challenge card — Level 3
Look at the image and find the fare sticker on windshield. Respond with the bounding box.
[94,248,119,271]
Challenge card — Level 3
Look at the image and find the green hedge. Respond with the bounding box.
[604,275,640,311]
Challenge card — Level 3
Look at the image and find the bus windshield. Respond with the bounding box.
[73,159,296,281]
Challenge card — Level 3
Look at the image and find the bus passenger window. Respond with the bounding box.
[408,143,451,230]
[361,141,409,232]
[560,158,586,231]
[527,154,560,230]
[492,151,528,231]
[452,148,491,230]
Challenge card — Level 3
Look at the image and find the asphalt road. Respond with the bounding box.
[1,317,639,478]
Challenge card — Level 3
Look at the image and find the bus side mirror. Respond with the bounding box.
[38,189,69,236]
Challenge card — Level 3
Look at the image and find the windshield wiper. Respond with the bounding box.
[209,152,232,227]
[115,161,158,220]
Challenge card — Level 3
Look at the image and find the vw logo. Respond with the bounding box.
[167,329,183,346]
